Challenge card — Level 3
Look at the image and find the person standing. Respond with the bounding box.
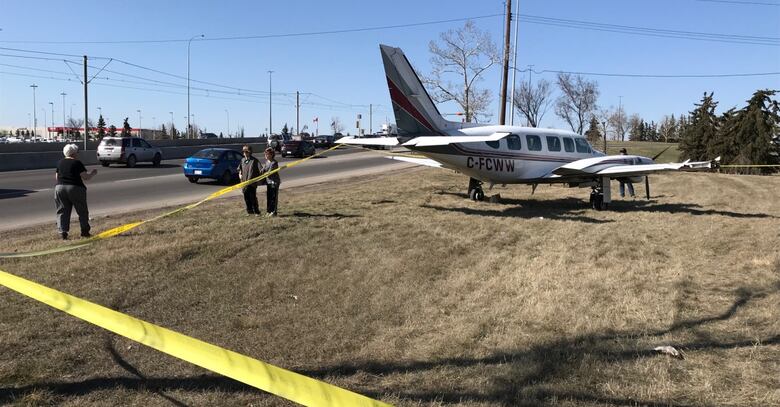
[618,148,635,198]
[261,147,280,217]
[55,144,97,239]
[237,145,262,215]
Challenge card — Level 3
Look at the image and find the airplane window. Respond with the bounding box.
[526,135,542,151]
[486,140,500,149]
[546,136,561,152]
[575,138,591,153]
[506,134,521,150]
[563,137,575,152]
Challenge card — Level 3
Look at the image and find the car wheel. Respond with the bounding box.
[221,170,232,185]
[152,153,161,167]
[100,161,110,167]
[126,155,137,168]
[187,176,198,183]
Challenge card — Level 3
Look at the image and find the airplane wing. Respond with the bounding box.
[403,132,509,147]
[552,157,720,178]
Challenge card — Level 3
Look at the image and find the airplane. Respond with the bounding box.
[337,45,719,210]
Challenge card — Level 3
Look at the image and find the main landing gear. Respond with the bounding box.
[468,177,485,201]
[589,176,612,210]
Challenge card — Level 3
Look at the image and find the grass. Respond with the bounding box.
[0,166,778,406]
[603,141,681,162]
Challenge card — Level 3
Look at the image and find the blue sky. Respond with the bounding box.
[1,0,778,136]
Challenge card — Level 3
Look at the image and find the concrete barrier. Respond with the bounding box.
[0,141,268,172]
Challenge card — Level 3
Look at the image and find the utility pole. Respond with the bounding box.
[29,84,38,137]
[268,70,274,135]
[187,34,204,139]
[60,92,67,140]
[509,0,520,126]
[225,109,229,138]
[498,0,512,125]
[602,120,607,153]
[369,104,373,134]
[137,109,142,138]
[296,90,300,136]
[49,102,54,140]
[83,55,88,150]
[618,96,623,142]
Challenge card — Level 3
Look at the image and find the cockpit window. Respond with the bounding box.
[574,138,591,153]
[486,140,500,149]
[526,135,542,151]
[563,137,575,152]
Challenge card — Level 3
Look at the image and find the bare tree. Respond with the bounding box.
[609,108,629,142]
[331,117,344,134]
[513,78,553,127]
[554,73,599,134]
[424,20,500,123]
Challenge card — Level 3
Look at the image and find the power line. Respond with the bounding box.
[0,14,504,45]
[696,0,780,6]
[512,66,780,78]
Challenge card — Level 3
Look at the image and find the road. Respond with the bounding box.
[0,148,412,232]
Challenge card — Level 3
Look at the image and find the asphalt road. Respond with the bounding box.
[0,148,411,232]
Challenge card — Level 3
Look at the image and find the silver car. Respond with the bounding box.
[96,137,162,167]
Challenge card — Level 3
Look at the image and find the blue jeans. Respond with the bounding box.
[619,180,635,197]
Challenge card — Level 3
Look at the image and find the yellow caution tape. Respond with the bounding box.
[719,164,780,168]
[0,144,344,259]
[0,267,391,406]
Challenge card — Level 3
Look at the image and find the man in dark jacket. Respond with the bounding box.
[237,145,262,215]
[261,147,281,217]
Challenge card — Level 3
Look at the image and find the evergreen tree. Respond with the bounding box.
[97,115,106,138]
[584,116,602,144]
[109,125,117,136]
[679,93,719,161]
[160,124,168,140]
[647,121,658,142]
[121,118,132,137]
[282,123,289,136]
[717,90,780,174]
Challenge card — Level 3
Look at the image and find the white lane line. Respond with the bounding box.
[114,174,183,183]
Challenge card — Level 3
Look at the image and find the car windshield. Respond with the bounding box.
[101,138,120,146]
[192,149,222,160]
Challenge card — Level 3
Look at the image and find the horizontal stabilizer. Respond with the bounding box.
[385,155,442,168]
[403,132,509,147]
[336,136,400,147]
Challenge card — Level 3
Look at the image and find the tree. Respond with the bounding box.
[424,20,500,123]
[584,116,602,145]
[97,115,106,138]
[716,90,780,174]
[331,117,344,134]
[121,117,132,137]
[513,78,553,127]
[679,92,719,161]
[658,115,677,143]
[160,124,168,140]
[628,114,643,141]
[555,73,599,134]
[108,125,117,137]
[608,108,628,142]
[281,123,289,136]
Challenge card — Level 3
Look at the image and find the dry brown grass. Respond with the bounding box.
[0,168,778,406]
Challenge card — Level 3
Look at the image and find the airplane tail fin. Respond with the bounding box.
[380,44,452,137]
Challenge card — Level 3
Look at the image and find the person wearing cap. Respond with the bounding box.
[237,145,262,216]
[260,147,281,217]
[618,148,635,198]
[55,144,97,240]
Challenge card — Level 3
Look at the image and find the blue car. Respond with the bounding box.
[183,148,243,185]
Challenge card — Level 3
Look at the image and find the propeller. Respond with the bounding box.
[645,176,650,200]
[651,146,672,161]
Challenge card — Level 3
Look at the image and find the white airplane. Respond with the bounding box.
[338,45,719,210]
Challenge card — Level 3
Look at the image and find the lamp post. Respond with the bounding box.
[187,34,205,139]
[49,102,54,140]
[60,92,67,139]
[137,109,142,137]
[169,111,174,138]
[97,106,102,120]
[41,108,47,141]
[268,70,274,135]
[29,84,38,137]
[225,109,230,138]
[602,120,607,153]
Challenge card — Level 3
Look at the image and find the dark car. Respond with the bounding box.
[313,135,336,148]
[183,148,242,185]
[281,139,316,158]
[268,134,292,152]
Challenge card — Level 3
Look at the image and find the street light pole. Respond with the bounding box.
[49,102,54,140]
[30,84,38,137]
[137,109,142,138]
[268,70,274,135]
[169,111,174,138]
[60,92,66,139]
[225,109,230,138]
[187,34,205,139]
